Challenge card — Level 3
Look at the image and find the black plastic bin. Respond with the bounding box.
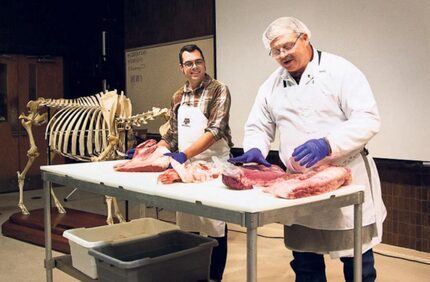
[88,230,218,282]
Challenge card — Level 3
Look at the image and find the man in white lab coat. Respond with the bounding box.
[158,44,233,281]
[229,17,386,282]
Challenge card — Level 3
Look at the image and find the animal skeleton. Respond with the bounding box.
[17,90,169,224]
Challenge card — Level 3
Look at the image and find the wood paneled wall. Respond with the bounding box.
[377,159,430,252]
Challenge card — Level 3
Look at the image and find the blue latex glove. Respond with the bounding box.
[228,148,271,167]
[292,138,329,168]
[126,148,135,159]
[164,152,188,164]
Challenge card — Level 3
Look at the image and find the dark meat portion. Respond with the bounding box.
[157,168,182,184]
[222,164,286,190]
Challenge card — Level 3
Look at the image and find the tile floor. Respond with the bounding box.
[1,186,429,281]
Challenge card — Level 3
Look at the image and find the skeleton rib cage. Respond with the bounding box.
[45,95,115,161]
[41,90,168,161]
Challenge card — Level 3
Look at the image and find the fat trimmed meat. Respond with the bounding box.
[263,165,352,199]
[157,159,219,184]
[114,139,170,172]
[221,164,286,190]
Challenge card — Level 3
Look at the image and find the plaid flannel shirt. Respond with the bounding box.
[162,74,234,152]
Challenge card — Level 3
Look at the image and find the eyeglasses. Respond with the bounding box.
[182,59,205,68]
[269,33,303,57]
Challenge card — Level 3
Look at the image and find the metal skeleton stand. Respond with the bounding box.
[63,188,77,202]
[63,30,109,204]
[46,108,55,203]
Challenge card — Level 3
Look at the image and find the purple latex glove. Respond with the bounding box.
[164,152,187,164]
[126,148,135,159]
[292,138,329,168]
[228,148,271,167]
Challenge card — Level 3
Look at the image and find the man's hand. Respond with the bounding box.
[164,152,188,164]
[228,148,271,167]
[292,138,329,168]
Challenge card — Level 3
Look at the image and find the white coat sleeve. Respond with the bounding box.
[243,84,276,157]
[326,61,381,158]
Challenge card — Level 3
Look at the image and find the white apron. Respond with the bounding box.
[176,91,230,237]
[272,52,386,257]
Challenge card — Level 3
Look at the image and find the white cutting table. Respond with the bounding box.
[41,160,364,282]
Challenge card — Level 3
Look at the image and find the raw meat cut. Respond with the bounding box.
[158,159,219,184]
[114,139,170,172]
[157,168,182,184]
[221,164,286,190]
[263,165,352,199]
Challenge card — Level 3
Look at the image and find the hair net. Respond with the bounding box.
[262,17,311,49]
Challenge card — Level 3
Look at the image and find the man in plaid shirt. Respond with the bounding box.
[158,44,233,282]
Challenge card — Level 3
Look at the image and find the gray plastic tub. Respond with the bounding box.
[63,218,178,279]
[88,230,218,282]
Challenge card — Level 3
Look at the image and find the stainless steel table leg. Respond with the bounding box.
[44,179,53,282]
[247,226,257,282]
[354,202,363,282]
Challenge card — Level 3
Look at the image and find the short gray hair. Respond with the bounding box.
[262,17,311,49]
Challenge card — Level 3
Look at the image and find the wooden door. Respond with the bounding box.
[0,55,64,193]
[0,55,19,193]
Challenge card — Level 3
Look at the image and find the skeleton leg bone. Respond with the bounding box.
[105,196,114,225]
[104,196,125,224]
[112,197,125,223]
[17,102,66,215]
[51,185,66,214]
[47,150,66,214]
[17,171,30,215]
[16,109,44,215]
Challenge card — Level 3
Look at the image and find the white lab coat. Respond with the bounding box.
[176,91,230,237]
[243,46,386,257]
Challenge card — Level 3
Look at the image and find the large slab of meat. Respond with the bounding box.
[263,165,352,199]
[221,164,286,190]
[157,159,219,184]
[113,139,170,172]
